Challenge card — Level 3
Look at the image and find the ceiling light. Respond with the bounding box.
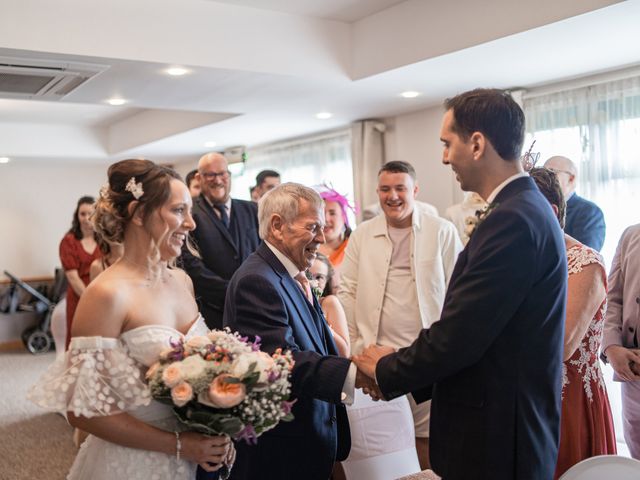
[315,112,333,120]
[167,67,188,76]
[401,91,421,98]
[0,157,9,164]
[204,141,217,148]
[107,98,127,106]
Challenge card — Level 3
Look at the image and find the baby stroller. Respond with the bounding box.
[1,269,66,354]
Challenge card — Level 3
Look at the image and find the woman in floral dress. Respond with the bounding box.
[530,168,616,478]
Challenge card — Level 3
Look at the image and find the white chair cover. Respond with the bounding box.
[559,455,640,480]
[50,298,67,361]
[342,389,420,480]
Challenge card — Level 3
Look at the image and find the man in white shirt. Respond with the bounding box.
[339,160,462,468]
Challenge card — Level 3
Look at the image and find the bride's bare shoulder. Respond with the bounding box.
[71,271,132,338]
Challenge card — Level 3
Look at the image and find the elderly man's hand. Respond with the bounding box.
[355,367,383,401]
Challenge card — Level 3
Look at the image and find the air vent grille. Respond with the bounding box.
[0,72,55,94]
[0,57,108,100]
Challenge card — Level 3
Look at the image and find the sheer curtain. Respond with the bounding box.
[231,129,354,217]
[524,74,640,456]
[524,75,640,265]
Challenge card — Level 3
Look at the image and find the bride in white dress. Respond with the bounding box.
[29,159,234,479]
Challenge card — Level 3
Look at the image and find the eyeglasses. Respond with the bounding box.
[200,170,230,180]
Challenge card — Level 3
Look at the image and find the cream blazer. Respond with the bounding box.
[338,210,462,355]
[602,223,640,356]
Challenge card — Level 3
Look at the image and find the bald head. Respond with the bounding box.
[197,152,231,203]
[543,156,577,197]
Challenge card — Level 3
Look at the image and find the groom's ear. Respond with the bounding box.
[470,131,486,161]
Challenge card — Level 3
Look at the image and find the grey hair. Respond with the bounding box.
[258,182,323,239]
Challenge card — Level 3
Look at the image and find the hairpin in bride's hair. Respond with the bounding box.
[125,177,144,200]
[521,140,540,172]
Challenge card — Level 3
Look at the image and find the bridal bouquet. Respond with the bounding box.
[146,329,295,444]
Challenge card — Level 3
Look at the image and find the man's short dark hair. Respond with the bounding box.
[185,169,198,188]
[444,88,525,161]
[255,169,280,187]
[529,167,566,229]
[378,161,416,181]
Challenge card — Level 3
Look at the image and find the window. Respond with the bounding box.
[230,129,353,211]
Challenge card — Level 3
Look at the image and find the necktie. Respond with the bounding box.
[214,203,229,229]
[294,272,313,304]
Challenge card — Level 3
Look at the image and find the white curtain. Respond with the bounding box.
[523,75,640,265]
[231,129,354,213]
[351,120,386,223]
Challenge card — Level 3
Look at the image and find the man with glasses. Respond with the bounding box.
[544,155,606,251]
[181,152,260,329]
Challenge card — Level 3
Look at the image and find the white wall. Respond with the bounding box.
[0,161,108,278]
[383,105,463,215]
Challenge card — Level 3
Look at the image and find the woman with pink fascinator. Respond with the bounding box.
[317,186,356,265]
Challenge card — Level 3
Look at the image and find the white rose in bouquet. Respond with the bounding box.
[180,354,208,380]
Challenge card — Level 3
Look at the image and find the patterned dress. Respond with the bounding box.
[554,244,617,478]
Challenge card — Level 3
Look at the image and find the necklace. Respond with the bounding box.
[120,257,171,286]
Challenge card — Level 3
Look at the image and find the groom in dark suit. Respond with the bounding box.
[355,89,567,480]
[224,183,356,480]
[181,153,260,330]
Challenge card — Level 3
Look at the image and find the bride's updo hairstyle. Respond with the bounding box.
[94,159,182,243]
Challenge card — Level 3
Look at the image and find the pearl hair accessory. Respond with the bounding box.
[125,177,144,200]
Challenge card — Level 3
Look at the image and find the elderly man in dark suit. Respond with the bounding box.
[544,155,606,251]
[224,183,359,480]
[181,152,260,330]
[354,89,567,480]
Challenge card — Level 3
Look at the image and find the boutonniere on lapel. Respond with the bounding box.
[464,202,500,239]
[305,271,324,302]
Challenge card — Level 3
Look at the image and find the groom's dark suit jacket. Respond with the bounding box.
[181,195,260,329]
[224,242,351,480]
[377,176,567,480]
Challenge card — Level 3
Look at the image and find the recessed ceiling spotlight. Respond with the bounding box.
[400,91,421,98]
[204,141,217,148]
[0,157,10,164]
[107,98,127,106]
[316,112,333,120]
[167,67,189,76]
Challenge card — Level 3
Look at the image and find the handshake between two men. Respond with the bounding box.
[352,344,396,401]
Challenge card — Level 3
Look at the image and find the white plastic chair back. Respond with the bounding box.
[559,455,640,480]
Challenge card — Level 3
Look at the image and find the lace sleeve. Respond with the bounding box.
[567,245,605,275]
[28,336,151,418]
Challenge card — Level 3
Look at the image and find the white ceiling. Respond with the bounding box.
[207,0,407,22]
[0,0,638,165]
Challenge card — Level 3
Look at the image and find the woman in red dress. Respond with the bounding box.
[59,196,101,349]
[530,168,616,478]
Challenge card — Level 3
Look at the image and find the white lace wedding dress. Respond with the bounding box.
[28,316,210,480]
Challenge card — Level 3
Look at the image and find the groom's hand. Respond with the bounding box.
[353,344,395,378]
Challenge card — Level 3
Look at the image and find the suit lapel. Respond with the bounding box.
[197,196,239,253]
